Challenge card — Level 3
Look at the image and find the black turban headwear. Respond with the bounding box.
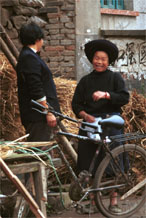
[84,39,119,64]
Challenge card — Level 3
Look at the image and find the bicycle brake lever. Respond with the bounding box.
[32,107,48,115]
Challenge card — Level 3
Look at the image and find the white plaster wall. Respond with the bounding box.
[136,14,146,29]
[109,38,146,80]
[134,0,146,29]
[133,0,146,12]
[101,15,138,30]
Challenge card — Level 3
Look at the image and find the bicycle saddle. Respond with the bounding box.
[99,115,124,129]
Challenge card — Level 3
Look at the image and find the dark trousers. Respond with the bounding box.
[23,121,53,183]
[24,121,53,142]
[77,127,123,176]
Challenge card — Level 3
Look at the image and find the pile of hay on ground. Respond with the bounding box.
[54,77,78,134]
[0,53,25,141]
[122,90,146,134]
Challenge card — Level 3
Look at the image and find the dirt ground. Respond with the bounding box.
[48,203,146,218]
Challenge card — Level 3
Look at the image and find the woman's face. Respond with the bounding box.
[92,51,109,72]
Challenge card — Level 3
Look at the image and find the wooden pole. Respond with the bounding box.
[0,37,17,69]
[58,121,77,163]
[0,157,45,218]
[57,130,77,164]
[0,23,19,59]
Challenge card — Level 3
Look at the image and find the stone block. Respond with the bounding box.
[19,0,44,8]
[0,0,19,6]
[61,5,75,11]
[50,34,64,40]
[45,46,65,52]
[49,29,60,35]
[60,29,75,34]
[60,15,70,23]
[50,40,60,46]
[38,7,58,14]
[45,1,63,7]
[49,18,59,24]
[65,22,75,29]
[13,6,37,16]
[46,24,60,29]
[61,39,73,45]
[1,8,10,26]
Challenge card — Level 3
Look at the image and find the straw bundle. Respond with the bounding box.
[54,77,78,134]
[0,144,13,159]
[122,90,146,134]
[0,52,25,140]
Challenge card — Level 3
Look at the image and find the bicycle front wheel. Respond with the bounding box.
[93,144,146,218]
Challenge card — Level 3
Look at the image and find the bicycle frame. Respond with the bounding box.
[31,100,146,203]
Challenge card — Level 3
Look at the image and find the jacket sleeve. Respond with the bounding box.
[109,72,130,106]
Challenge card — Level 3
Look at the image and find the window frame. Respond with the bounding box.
[100,0,124,10]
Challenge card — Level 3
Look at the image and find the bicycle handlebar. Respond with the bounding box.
[31,99,125,139]
[31,99,98,130]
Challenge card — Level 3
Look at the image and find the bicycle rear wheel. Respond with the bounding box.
[93,144,146,218]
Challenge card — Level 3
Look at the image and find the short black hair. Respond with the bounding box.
[19,22,44,46]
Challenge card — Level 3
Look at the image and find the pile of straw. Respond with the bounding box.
[122,90,146,134]
[54,77,78,134]
[0,53,25,141]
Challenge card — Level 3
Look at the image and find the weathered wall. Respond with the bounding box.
[1,0,76,78]
[109,38,146,94]
[75,0,101,80]
[115,39,146,79]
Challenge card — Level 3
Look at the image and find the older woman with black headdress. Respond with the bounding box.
[72,39,129,214]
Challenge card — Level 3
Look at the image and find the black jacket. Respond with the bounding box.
[72,69,129,117]
[16,47,60,126]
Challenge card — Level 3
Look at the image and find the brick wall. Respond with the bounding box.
[1,0,76,78]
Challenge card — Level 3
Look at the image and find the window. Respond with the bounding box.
[100,0,124,10]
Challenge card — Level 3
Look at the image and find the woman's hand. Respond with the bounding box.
[92,91,110,101]
[46,113,57,127]
[92,91,105,101]
[84,114,95,123]
[79,111,95,123]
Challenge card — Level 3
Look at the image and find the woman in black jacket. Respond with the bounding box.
[72,39,130,214]
[16,22,60,142]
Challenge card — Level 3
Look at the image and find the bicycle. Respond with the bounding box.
[1,100,145,218]
[31,99,146,218]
